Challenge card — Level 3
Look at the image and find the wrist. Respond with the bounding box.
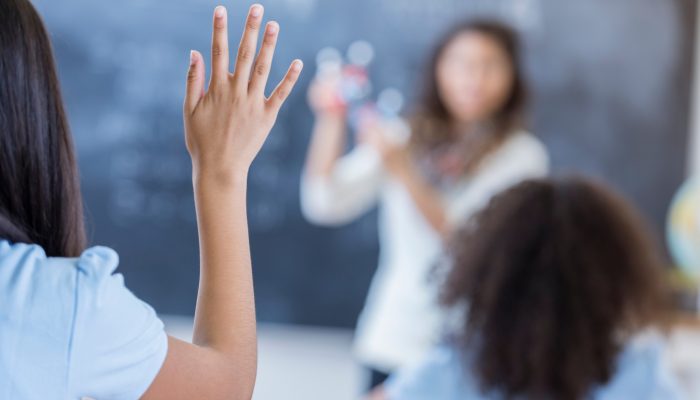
[316,111,346,124]
[390,164,411,183]
[385,152,411,177]
[193,165,249,191]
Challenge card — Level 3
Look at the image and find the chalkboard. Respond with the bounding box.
[32,0,696,327]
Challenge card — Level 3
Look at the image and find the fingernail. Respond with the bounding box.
[267,22,278,35]
[251,4,263,17]
[215,6,225,18]
[190,50,196,65]
[292,60,303,71]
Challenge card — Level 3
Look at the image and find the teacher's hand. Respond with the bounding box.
[307,76,346,117]
[359,118,411,176]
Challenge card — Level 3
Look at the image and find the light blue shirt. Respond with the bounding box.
[0,240,168,399]
[386,333,687,400]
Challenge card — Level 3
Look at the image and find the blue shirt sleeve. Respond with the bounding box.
[67,247,168,400]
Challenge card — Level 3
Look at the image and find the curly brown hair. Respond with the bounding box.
[442,177,668,400]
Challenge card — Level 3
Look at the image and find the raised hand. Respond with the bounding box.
[184,4,303,183]
[142,6,303,400]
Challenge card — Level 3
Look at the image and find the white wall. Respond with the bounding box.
[689,2,700,176]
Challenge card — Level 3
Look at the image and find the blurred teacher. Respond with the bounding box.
[301,20,549,390]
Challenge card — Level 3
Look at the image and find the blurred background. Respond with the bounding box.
[32,0,700,398]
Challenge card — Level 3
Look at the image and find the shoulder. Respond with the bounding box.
[385,346,481,400]
[0,241,99,307]
[595,331,687,400]
[75,245,120,275]
[470,131,550,181]
[0,240,120,280]
[70,244,157,327]
[0,241,167,398]
[74,246,125,305]
[465,131,549,184]
[69,246,168,399]
[496,131,549,165]
[614,331,671,375]
[0,241,132,324]
[0,240,49,276]
[0,241,164,353]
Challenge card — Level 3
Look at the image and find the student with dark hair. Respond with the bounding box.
[375,178,686,400]
[0,1,302,398]
[301,20,549,388]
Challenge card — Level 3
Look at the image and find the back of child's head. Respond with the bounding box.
[442,177,668,400]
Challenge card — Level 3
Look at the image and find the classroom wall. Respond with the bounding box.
[33,0,697,327]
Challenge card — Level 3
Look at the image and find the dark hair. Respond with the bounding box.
[0,0,86,257]
[410,20,527,175]
[443,177,668,400]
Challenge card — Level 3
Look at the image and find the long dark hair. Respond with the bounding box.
[443,177,667,400]
[410,20,527,176]
[0,0,86,257]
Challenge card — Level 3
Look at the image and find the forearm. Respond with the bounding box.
[191,171,257,385]
[393,163,449,236]
[304,114,346,178]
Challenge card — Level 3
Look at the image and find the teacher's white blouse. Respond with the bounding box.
[301,132,549,372]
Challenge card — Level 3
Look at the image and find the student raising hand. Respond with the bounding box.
[0,1,300,400]
[145,4,302,400]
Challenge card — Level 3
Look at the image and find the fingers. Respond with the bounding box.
[185,50,205,114]
[267,60,303,111]
[248,21,279,95]
[210,5,229,87]
[233,4,264,92]
[200,4,301,114]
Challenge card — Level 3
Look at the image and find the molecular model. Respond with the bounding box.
[315,41,410,145]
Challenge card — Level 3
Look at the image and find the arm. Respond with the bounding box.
[366,125,549,238]
[304,83,347,179]
[143,5,302,399]
[360,121,449,237]
[299,83,384,225]
[390,138,550,237]
[387,149,449,237]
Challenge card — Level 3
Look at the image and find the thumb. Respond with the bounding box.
[184,50,205,115]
